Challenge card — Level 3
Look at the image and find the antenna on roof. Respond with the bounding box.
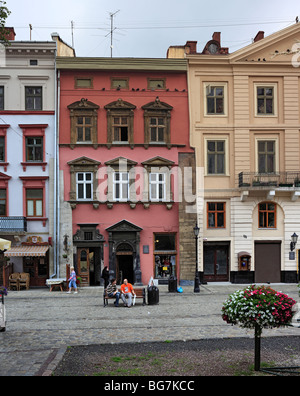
[108,10,120,58]
[29,24,32,40]
[71,21,74,48]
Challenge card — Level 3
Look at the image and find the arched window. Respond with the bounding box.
[258,202,276,228]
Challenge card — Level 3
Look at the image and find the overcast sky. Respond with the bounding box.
[6,0,300,58]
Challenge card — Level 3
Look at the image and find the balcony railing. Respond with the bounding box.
[0,217,27,233]
[238,172,300,188]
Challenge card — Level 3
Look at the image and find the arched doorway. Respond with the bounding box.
[116,242,134,284]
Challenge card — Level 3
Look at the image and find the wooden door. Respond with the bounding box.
[77,248,90,286]
[204,245,229,282]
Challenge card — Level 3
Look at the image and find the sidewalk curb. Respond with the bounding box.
[40,346,68,376]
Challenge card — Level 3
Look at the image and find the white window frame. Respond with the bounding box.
[204,137,229,176]
[254,83,277,117]
[149,172,166,201]
[255,137,279,174]
[113,171,129,201]
[76,172,93,201]
[203,82,228,117]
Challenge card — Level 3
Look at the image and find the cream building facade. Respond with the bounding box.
[168,23,300,283]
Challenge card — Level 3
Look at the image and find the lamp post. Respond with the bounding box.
[290,232,298,251]
[193,223,200,293]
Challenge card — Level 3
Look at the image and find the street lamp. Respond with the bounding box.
[290,232,298,251]
[193,223,200,293]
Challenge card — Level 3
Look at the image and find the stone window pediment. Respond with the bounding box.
[105,156,137,169]
[104,99,136,148]
[142,97,173,149]
[67,156,100,205]
[106,219,143,233]
[68,98,99,111]
[141,156,175,168]
[104,157,137,203]
[67,98,99,149]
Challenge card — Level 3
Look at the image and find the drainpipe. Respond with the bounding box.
[51,44,60,278]
[56,69,61,278]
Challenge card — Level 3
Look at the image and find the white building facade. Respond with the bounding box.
[0,31,57,286]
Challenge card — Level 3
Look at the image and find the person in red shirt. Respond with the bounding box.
[120,279,136,307]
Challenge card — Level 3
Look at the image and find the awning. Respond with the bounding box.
[4,246,49,257]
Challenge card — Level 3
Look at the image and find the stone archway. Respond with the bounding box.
[106,220,143,285]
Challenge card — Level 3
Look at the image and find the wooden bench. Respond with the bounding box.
[103,288,146,307]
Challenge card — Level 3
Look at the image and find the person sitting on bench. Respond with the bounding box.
[106,278,121,307]
[120,279,136,308]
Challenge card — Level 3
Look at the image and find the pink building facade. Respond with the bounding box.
[57,58,196,286]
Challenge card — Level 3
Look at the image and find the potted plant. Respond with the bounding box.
[294,178,300,187]
[252,177,261,187]
[222,285,296,372]
[76,276,82,286]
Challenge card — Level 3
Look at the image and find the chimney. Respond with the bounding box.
[254,31,264,43]
[4,27,16,41]
[185,41,197,54]
[212,32,221,44]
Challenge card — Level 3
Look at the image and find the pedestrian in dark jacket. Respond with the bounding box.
[101,266,110,288]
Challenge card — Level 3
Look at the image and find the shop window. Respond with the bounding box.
[154,233,176,279]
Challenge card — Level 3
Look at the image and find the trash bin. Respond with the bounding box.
[0,292,6,332]
[147,285,159,305]
[168,275,177,292]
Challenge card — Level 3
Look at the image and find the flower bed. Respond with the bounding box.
[222,285,296,334]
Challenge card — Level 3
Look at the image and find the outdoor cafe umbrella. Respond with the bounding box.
[0,238,11,252]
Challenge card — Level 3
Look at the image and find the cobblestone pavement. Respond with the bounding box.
[0,283,299,376]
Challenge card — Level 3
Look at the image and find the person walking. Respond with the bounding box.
[67,267,78,294]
